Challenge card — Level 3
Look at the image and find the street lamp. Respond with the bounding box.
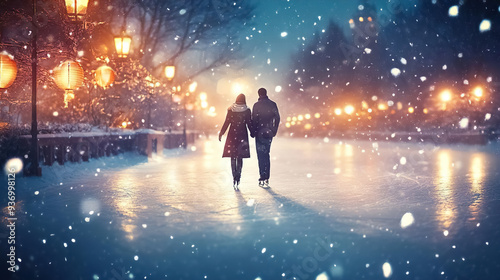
[64,0,90,21]
[165,65,175,81]
[114,33,132,58]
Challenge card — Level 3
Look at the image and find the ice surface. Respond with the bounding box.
[11,138,500,279]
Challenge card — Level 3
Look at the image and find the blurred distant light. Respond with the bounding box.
[199,92,207,101]
[275,85,282,92]
[201,101,208,108]
[189,81,197,93]
[280,32,288,37]
[344,105,355,115]
[292,116,297,121]
[378,103,388,111]
[448,5,459,17]
[359,17,364,22]
[286,117,291,122]
[298,115,304,121]
[367,17,373,22]
[304,123,312,130]
[440,90,452,102]
[334,108,342,116]
[305,114,311,120]
[285,122,291,128]
[473,86,483,98]
[371,95,378,101]
[408,107,414,114]
[349,19,355,28]
[122,121,127,128]
[479,19,491,32]
[423,108,429,114]
[53,111,59,117]
[314,113,321,119]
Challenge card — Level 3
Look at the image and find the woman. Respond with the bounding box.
[219,94,253,190]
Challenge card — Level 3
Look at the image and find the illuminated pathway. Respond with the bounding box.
[12,137,500,279]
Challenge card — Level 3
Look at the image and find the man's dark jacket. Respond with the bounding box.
[252,95,280,138]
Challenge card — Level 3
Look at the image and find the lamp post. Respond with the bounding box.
[114,33,132,58]
[164,65,175,130]
[182,81,197,149]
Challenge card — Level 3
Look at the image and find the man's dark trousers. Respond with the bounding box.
[256,137,272,180]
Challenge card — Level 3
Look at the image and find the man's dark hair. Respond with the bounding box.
[258,88,267,97]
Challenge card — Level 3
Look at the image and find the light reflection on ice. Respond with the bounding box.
[433,150,456,230]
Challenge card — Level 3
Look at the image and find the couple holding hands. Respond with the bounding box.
[219,88,280,190]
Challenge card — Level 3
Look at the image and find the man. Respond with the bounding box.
[252,87,280,188]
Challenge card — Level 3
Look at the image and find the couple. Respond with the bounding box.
[218,88,280,191]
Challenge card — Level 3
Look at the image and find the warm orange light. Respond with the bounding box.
[334,108,342,115]
[122,121,127,128]
[199,92,207,101]
[0,53,17,89]
[344,105,355,115]
[186,103,195,111]
[95,65,115,89]
[54,60,84,91]
[473,86,483,98]
[423,108,429,114]
[54,60,84,108]
[165,65,175,80]
[298,115,304,121]
[304,123,312,130]
[189,81,198,93]
[378,103,388,111]
[359,17,364,22]
[65,0,90,20]
[408,107,414,114]
[114,34,132,58]
[201,101,208,109]
[440,90,452,102]
[367,17,373,22]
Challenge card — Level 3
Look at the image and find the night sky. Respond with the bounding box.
[240,0,392,96]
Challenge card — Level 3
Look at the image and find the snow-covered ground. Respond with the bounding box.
[4,137,500,279]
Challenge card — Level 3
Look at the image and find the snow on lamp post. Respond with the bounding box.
[53,60,84,108]
[0,53,17,89]
[95,65,115,89]
[64,0,90,22]
[114,33,132,58]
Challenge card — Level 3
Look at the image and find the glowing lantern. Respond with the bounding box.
[165,66,175,81]
[95,65,115,89]
[114,34,132,58]
[0,53,17,89]
[65,0,90,21]
[53,60,84,108]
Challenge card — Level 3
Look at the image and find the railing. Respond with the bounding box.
[18,130,198,169]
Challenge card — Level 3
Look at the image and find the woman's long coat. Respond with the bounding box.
[220,106,253,158]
